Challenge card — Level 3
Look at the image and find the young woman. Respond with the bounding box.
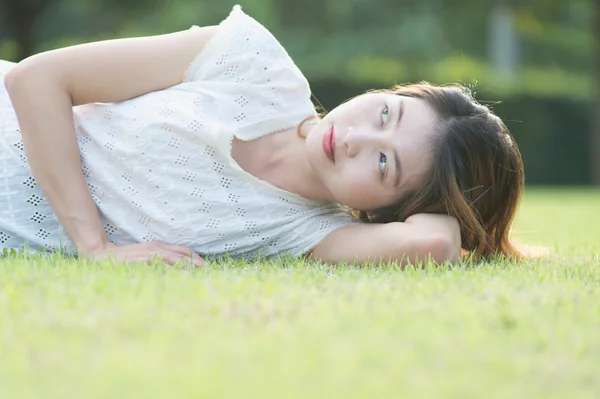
[1,5,525,267]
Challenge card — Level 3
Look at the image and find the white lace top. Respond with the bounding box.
[0,5,357,259]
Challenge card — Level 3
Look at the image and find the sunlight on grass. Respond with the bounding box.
[0,188,598,398]
[513,187,599,256]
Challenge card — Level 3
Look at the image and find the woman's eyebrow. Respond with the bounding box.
[393,99,404,188]
[395,98,405,129]
[393,151,401,188]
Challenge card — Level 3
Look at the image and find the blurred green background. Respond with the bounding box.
[1,0,598,186]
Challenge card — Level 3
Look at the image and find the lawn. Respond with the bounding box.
[0,187,598,399]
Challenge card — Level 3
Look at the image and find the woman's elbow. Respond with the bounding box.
[4,66,21,94]
[4,60,38,97]
[420,233,461,265]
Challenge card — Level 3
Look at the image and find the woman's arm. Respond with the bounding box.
[308,213,461,266]
[4,26,217,261]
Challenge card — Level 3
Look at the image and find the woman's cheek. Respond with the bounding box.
[335,169,379,206]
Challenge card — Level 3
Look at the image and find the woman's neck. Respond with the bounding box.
[261,127,333,202]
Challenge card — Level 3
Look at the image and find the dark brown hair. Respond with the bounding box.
[355,82,526,261]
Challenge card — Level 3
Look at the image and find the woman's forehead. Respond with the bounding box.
[360,92,427,107]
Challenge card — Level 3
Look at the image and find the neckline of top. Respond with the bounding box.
[223,122,331,207]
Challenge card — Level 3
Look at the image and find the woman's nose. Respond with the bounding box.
[344,126,386,158]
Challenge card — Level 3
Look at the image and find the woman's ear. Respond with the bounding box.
[298,117,319,139]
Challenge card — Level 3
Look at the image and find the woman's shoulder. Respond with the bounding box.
[179,5,315,141]
[184,5,309,90]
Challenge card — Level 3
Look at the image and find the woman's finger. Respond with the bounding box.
[144,249,203,267]
[146,242,202,262]
[164,245,205,265]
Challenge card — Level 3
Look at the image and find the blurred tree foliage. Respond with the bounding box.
[0,0,597,184]
[1,0,592,97]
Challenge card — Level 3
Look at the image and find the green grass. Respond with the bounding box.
[0,187,598,399]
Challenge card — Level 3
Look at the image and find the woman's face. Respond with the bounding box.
[305,93,439,211]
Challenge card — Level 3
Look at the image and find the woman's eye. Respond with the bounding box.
[381,106,389,126]
[379,153,388,174]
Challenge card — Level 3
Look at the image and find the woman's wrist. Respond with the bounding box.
[62,216,110,256]
[76,235,109,257]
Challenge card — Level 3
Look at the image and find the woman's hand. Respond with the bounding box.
[85,241,205,267]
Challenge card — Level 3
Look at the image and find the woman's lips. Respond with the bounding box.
[322,126,335,163]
